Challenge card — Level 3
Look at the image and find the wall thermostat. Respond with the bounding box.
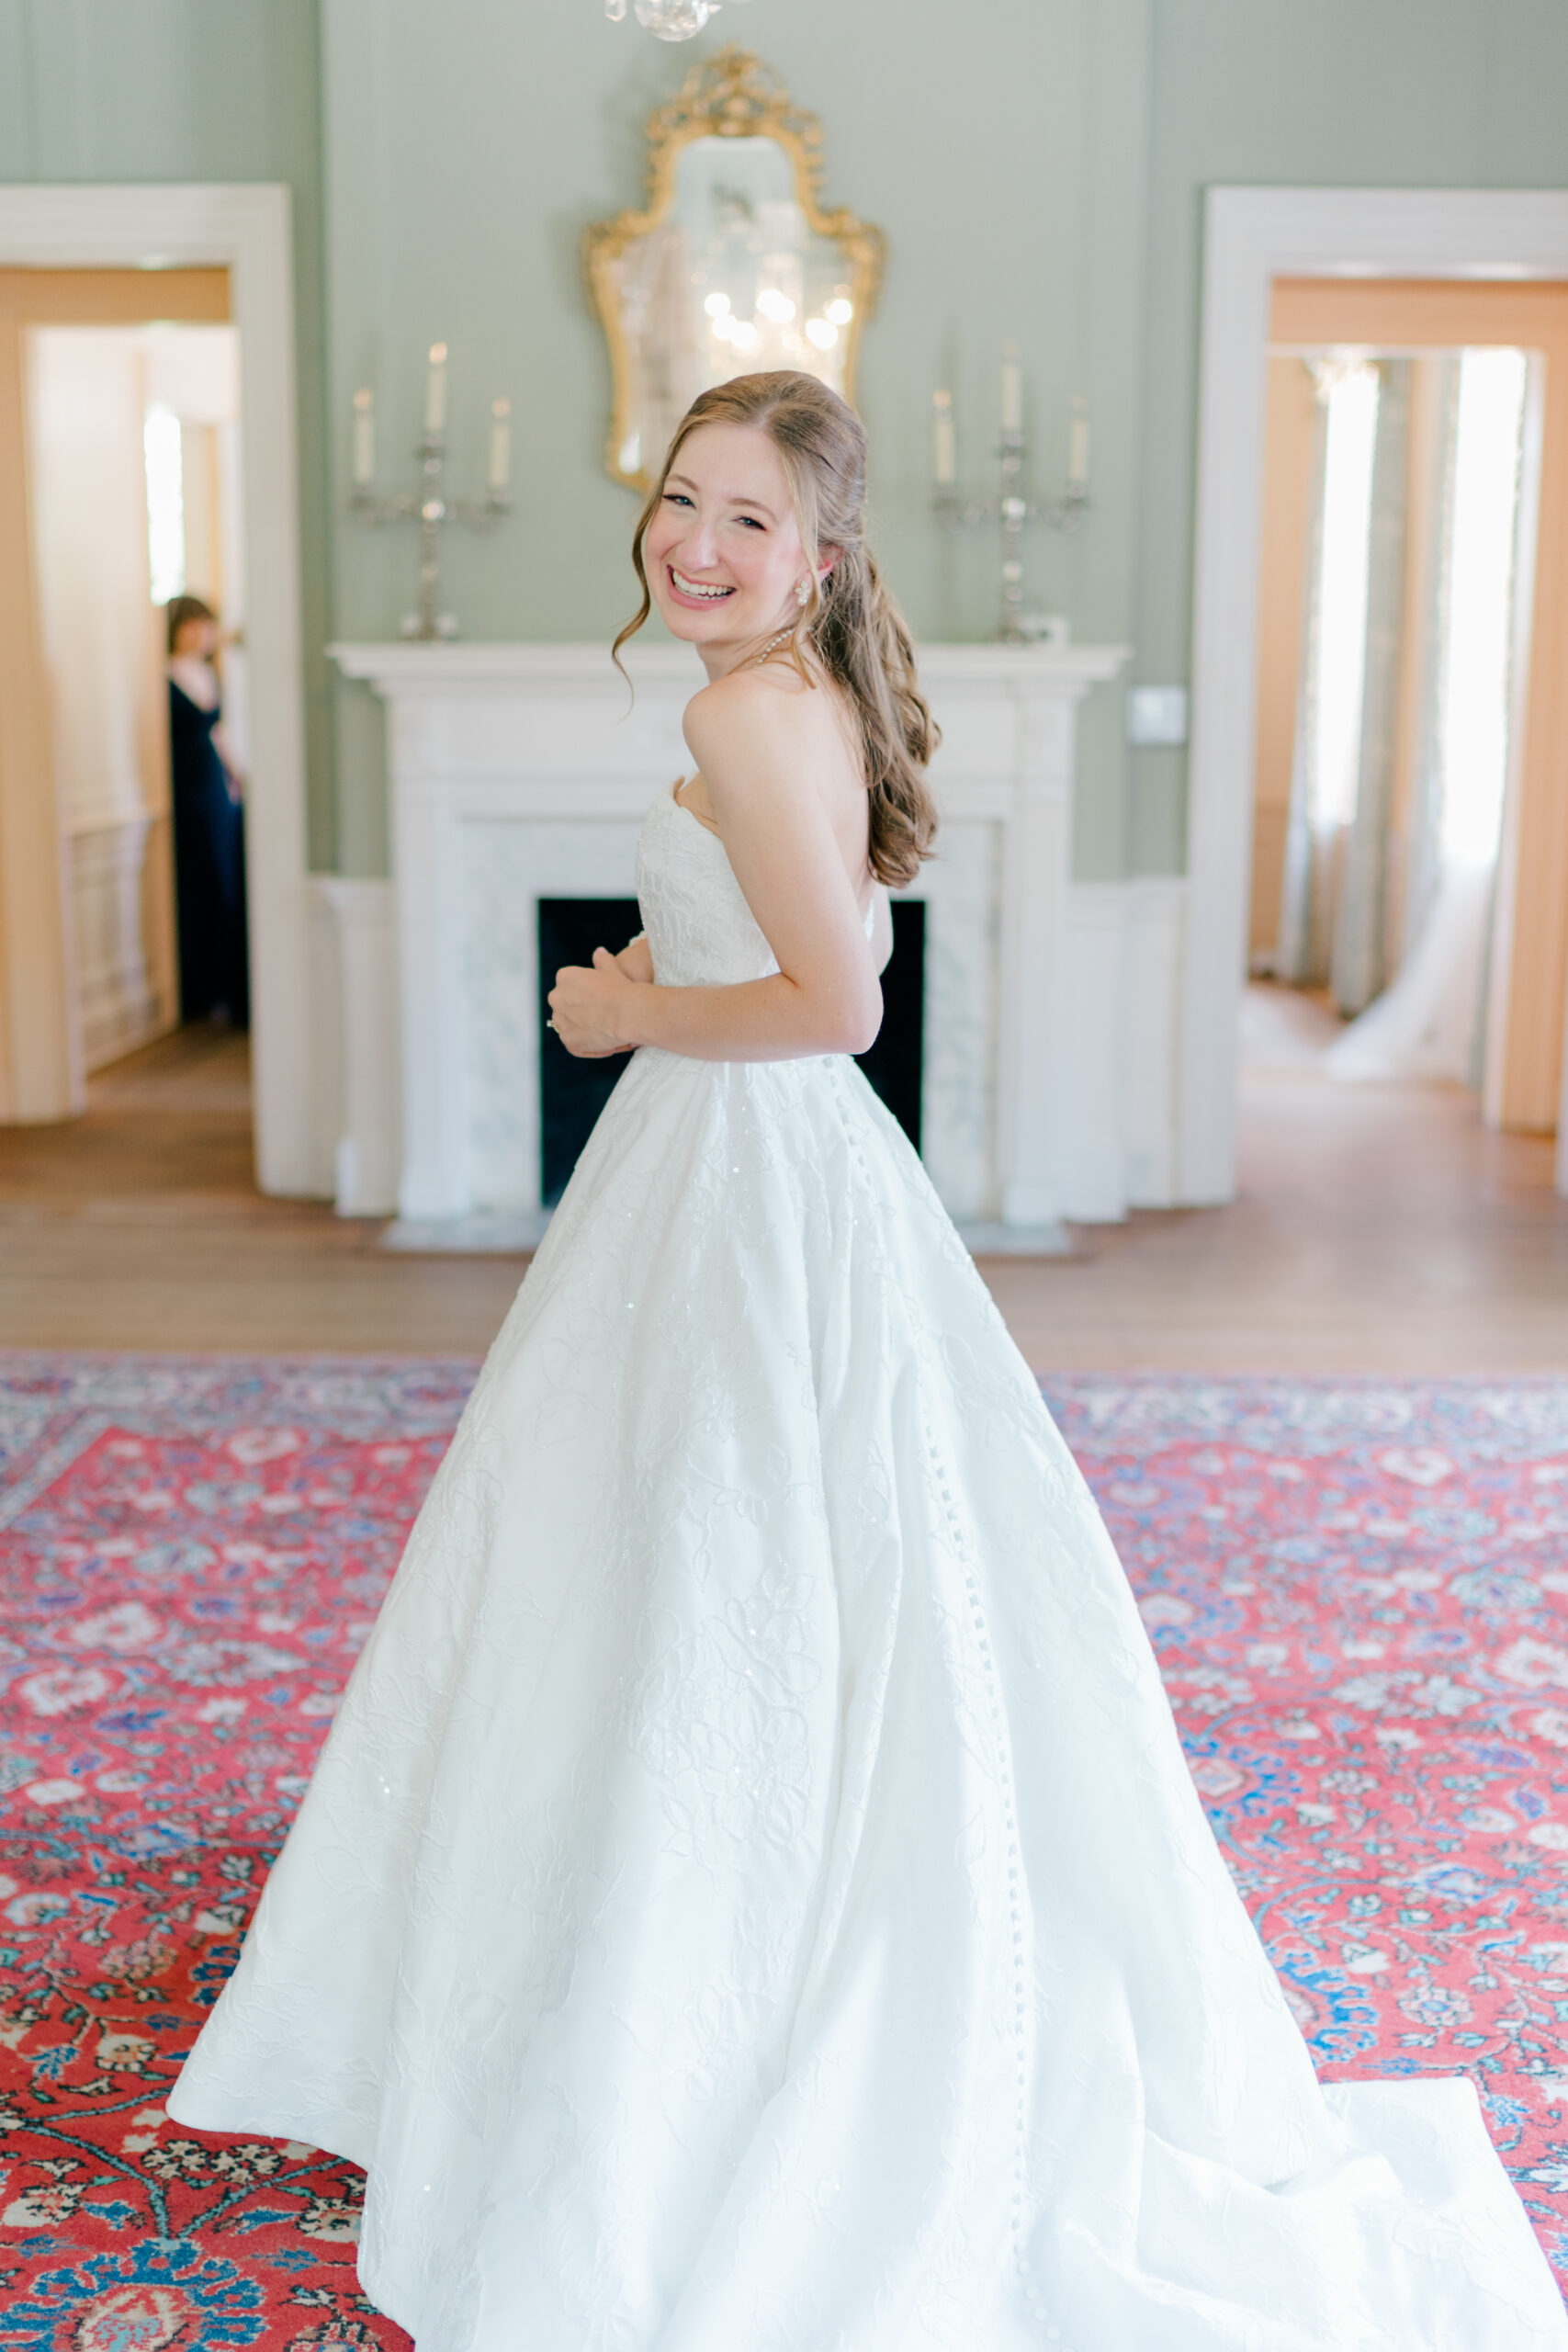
[1127,685,1189,747]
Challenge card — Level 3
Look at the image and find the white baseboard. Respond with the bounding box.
[380,1209,1074,1259]
[383,1210,547,1253]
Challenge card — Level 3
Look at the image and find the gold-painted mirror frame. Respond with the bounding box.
[584,47,886,494]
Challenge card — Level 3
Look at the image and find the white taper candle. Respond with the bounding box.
[1000,343,1022,435]
[488,397,512,493]
[352,388,375,487]
[424,342,448,436]
[932,389,955,489]
[1068,393,1090,490]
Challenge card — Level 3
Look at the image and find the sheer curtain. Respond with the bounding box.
[1271,345,1529,1083]
[1328,347,1528,1083]
[1274,356,1405,1003]
[1272,367,1335,989]
[1332,357,1409,1015]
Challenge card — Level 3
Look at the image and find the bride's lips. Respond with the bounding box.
[665,563,738,613]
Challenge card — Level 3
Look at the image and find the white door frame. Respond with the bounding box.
[0,184,312,1194]
[1183,187,1568,1204]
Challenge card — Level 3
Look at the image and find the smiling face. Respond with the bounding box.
[644,419,825,670]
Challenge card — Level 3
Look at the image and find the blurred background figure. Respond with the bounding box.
[165,592,248,1027]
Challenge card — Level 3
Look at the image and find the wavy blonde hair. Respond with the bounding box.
[614,370,939,888]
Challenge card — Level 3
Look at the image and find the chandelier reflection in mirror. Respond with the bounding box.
[605,0,750,44]
[585,50,884,492]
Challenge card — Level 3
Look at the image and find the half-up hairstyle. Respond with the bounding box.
[614,370,939,888]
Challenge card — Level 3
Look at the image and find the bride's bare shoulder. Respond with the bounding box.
[682,662,818,763]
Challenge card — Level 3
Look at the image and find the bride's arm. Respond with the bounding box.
[869,884,893,976]
[615,933,654,984]
[548,673,883,1063]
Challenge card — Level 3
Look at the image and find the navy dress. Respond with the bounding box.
[169,678,248,1025]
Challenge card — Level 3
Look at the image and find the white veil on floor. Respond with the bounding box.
[1325,860,1491,1083]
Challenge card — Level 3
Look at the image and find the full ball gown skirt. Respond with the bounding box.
[170,787,1568,2351]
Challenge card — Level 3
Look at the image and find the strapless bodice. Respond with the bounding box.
[636,787,781,989]
[635,785,874,990]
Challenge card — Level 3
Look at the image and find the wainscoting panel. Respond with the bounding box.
[69,811,175,1070]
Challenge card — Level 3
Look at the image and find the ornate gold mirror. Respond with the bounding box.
[585,49,885,493]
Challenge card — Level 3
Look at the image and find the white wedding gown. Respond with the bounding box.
[171,784,1567,2351]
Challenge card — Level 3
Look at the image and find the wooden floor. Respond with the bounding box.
[2,997,1563,1371]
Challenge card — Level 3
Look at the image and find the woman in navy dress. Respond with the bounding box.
[165,594,248,1026]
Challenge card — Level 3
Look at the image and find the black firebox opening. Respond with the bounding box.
[538,897,925,1208]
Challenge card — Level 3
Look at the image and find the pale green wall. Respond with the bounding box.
[6,0,1568,880]
[320,0,1150,877]
[1128,0,1568,872]
[0,0,336,868]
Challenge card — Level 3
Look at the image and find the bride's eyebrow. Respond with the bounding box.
[665,470,777,523]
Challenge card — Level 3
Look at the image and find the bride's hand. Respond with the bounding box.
[547,947,642,1058]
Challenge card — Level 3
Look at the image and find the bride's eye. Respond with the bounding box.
[662,493,694,509]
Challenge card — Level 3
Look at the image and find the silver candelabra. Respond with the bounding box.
[931,358,1090,644]
[349,346,513,640]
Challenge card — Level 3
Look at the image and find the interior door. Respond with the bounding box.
[0,265,229,1119]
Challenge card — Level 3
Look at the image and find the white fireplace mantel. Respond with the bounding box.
[328,639,1167,1238]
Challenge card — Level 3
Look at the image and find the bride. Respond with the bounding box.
[169,373,1566,2350]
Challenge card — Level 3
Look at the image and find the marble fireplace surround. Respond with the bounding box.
[328,641,1184,1243]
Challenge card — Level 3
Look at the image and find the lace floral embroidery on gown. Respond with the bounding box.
[170,785,1568,2352]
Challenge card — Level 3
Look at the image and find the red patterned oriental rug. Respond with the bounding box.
[0,1355,1564,2346]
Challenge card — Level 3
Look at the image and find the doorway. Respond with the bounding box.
[1250,277,1568,1137]
[1247,278,1560,1139]
[0,186,310,1195]
[0,266,235,1123]
[3,279,245,1105]
[1187,190,1568,1204]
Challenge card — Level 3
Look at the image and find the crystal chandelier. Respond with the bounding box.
[605,0,750,42]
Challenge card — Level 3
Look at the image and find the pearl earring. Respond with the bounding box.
[795,577,811,606]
